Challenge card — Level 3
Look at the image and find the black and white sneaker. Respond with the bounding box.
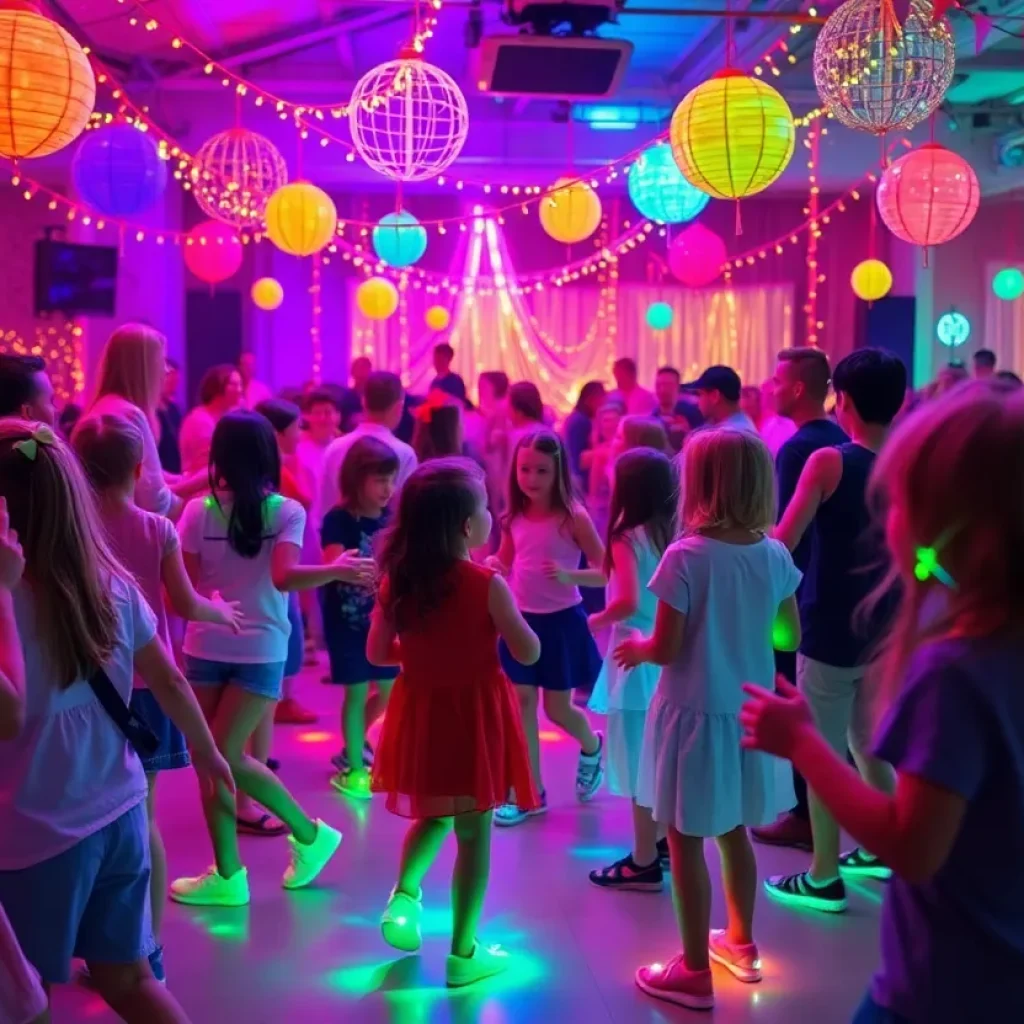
[575,734,604,802]
[656,837,670,869]
[590,854,664,892]
[839,848,891,879]
[764,871,847,913]
[330,741,375,773]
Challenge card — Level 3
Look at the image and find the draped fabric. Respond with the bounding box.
[983,261,1024,372]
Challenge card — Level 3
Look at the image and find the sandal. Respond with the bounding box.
[589,853,664,892]
[236,813,287,837]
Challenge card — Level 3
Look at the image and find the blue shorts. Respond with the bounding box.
[284,593,303,678]
[0,802,153,984]
[499,604,601,692]
[184,656,286,700]
[129,689,190,773]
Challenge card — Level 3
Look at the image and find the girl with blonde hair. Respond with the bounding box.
[617,428,801,1010]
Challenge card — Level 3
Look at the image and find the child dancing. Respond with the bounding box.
[587,448,676,892]
[368,459,540,987]
[489,430,606,826]
[170,411,373,907]
[617,428,801,1010]
[741,382,1024,1023]
[0,423,232,1023]
[321,436,400,797]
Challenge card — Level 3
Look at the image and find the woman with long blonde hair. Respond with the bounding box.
[84,324,180,518]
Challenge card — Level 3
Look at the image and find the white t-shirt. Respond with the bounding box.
[178,493,306,664]
[649,535,801,715]
[0,575,155,870]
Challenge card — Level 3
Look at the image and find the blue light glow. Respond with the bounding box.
[372,210,428,268]
[936,310,970,347]
[627,141,710,224]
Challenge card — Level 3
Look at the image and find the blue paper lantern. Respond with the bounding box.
[646,301,674,331]
[627,141,710,224]
[936,310,970,348]
[372,210,428,268]
[72,124,167,217]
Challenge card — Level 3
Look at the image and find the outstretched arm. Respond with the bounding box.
[774,447,841,552]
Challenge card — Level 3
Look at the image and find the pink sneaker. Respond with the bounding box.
[635,954,714,1010]
[708,929,762,982]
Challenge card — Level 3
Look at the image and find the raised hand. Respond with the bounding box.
[333,550,376,587]
[209,590,244,633]
[739,678,815,759]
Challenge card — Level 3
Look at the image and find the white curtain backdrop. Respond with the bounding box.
[983,261,1024,373]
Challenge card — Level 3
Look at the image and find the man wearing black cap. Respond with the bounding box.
[687,365,757,433]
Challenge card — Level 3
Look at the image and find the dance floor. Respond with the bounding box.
[52,663,883,1023]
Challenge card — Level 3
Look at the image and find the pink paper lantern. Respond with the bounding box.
[184,219,243,284]
[876,144,979,248]
[668,223,727,287]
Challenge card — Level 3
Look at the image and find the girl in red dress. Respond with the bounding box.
[368,458,540,988]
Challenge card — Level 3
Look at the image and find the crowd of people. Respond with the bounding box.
[0,327,1021,1023]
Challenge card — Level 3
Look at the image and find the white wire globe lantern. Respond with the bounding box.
[348,56,469,182]
[813,0,955,135]
[191,127,289,229]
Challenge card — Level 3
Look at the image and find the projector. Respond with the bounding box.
[503,0,625,35]
[475,34,633,99]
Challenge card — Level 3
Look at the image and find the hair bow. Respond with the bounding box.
[13,424,56,462]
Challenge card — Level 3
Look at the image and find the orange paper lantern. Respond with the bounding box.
[0,5,96,158]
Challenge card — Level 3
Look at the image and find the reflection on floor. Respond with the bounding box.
[52,665,883,1023]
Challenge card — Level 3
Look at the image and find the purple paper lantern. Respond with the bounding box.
[668,223,727,287]
[72,123,167,217]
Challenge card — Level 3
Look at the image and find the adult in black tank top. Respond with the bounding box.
[765,349,908,915]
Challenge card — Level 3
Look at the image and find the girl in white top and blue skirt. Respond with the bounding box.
[587,448,677,892]
[490,431,606,826]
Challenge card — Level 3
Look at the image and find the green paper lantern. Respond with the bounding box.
[646,301,674,331]
[992,268,1024,302]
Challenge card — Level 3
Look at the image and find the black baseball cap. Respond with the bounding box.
[683,365,741,403]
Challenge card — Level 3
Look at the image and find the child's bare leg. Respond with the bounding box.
[714,826,756,945]
[396,818,453,897]
[668,829,712,972]
[451,811,492,958]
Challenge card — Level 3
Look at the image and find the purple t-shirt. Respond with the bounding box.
[871,635,1024,1021]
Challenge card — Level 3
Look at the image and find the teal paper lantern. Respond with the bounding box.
[372,210,427,268]
[627,141,710,224]
[72,123,167,217]
[936,310,970,348]
[646,301,674,331]
[992,268,1024,302]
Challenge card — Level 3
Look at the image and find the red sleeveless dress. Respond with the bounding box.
[371,561,538,819]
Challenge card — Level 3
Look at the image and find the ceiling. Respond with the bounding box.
[44,0,1024,193]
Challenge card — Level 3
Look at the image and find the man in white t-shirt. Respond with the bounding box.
[239,352,272,409]
[609,357,657,416]
[317,371,416,525]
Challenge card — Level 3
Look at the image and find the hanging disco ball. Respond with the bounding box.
[72,123,167,217]
[813,0,955,135]
[627,141,710,224]
[191,127,288,229]
[348,57,469,182]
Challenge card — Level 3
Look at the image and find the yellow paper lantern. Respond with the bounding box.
[265,181,337,256]
[539,177,602,244]
[670,70,795,200]
[425,305,451,331]
[251,277,284,311]
[357,277,399,321]
[850,259,893,302]
[0,6,96,158]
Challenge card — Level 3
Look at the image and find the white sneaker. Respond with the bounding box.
[575,734,604,802]
[283,820,342,890]
[381,886,423,952]
[170,866,250,907]
[446,943,511,988]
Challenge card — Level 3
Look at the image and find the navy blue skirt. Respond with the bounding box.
[284,593,303,677]
[499,603,601,692]
[326,626,400,686]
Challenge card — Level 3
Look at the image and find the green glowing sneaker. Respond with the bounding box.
[764,871,847,913]
[446,943,511,988]
[839,848,892,880]
[283,819,342,890]
[330,768,372,800]
[381,886,423,952]
[169,866,250,907]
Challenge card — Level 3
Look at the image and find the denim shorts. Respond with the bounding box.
[0,802,153,984]
[184,655,286,700]
[129,688,190,773]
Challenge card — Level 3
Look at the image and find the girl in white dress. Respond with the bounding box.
[588,448,677,892]
[616,428,801,1011]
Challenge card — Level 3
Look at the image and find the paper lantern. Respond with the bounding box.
[668,223,727,287]
[0,6,96,158]
[372,210,428,268]
[425,305,450,331]
[646,302,674,331]
[251,277,284,311]
[876,144,979,248]
[627,141,710,225]
[349,58,468,182]
[265,182,338,257]
[72,123,167,217]
[357,277,399,320]
[814,0,955,135]
[936,310,970,347]
[670,70,794,200]
[992,268,1024,302]
[851,259,893,301]
[539,177,602,244]
[184,220,243,285]
[191,127,288,229]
